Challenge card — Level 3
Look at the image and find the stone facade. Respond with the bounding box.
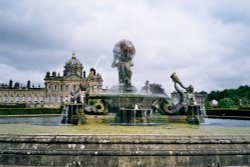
[171,91,207,109]
[0,87,45,108]
[0,52,103,108]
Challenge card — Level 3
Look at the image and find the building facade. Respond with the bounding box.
[0,86,45,108]
[171,91,207,110]
[0,52,103,108]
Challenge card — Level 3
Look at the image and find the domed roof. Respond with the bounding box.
[65,51,83,67]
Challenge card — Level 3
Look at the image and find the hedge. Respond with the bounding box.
[206,108,250,117]
[0,108,61,115]
[0,104,26,108]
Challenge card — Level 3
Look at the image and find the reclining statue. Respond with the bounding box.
[152,73,198,115]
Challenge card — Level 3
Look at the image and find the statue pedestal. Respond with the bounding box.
[117,108,152,124]
[61,104,86,125]
[186,105,201,125]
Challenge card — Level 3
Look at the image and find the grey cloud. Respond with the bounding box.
[0,0,250,94]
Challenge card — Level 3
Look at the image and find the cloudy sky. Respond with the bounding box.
[0,0,250,94]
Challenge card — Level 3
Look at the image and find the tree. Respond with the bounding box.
[205,101,212,109]
[207,91,219,101]
[218,98,235,108]
[206,85,250,108]
[149,83,166,95]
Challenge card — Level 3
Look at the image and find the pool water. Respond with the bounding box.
[0,114,249,136]
[0,115,250,127]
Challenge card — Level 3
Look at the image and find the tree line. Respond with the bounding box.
[206,85,250,108]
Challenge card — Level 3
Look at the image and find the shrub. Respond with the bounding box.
[218,98,235,108]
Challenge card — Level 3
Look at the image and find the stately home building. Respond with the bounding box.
[0,83,45,108]
[0,52,103,108]
[171,91,207,109]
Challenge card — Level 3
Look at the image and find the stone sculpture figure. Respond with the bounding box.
[170,72,197,114]
[153,73,198,115]
[171,72,197,106]
[70,90,81,104]
[112,39,136,91]
[141,80,152,94]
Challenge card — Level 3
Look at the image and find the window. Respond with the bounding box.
[28,97,31,102]
[52,96,56,103]
[66,85,69,91]
[73,84,76,91]
[60,96,63,103]
[47,96,50,103]
[34,97,37,102]
[15,97,19,102]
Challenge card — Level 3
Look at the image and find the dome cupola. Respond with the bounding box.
[63,52,83,77]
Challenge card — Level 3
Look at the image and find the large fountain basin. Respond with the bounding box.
[0,115,250,166]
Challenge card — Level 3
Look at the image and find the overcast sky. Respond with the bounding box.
[0,0,250,94]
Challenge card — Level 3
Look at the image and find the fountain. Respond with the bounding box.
[59,39,205,125]
[78,39,205,125]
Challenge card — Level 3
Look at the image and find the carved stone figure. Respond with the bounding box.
[70,89,81,104]
[153,73,199,116]
[141,80,152,94]
[171,73,197,107]
[112,39,136,91]
[170,73,197,114]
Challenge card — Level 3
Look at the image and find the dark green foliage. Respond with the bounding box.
[206,108,250,117]
[205,101,212,109]
[0,108,61,115]
[0,104,26,108]
[218,98,235,108]
[149,83,166,95]
[207,85,250,108]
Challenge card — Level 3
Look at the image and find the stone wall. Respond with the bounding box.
[0,134,249,166]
